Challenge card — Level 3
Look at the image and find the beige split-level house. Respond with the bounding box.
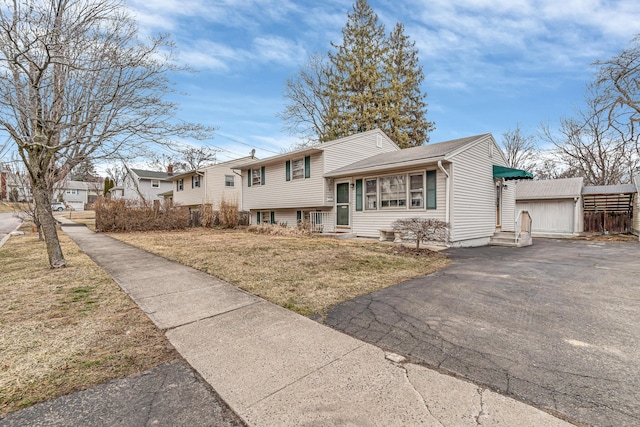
[237,129,534,247]
[169,157,253,210]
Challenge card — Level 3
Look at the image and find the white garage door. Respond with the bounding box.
[516,200,575,234]
[66,200,85,211]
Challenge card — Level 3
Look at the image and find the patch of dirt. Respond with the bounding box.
[389,245,442,257]
[573,233,638,242]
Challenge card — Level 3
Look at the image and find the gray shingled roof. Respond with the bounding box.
[325,134,491,178]
[130,169,172,180]
[582,184,637,195]
[516,177,584,200]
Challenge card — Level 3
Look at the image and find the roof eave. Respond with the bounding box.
[325,156,447,179]
[236,148,323,170]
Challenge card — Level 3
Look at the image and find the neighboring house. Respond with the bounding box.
[0,165,8,201]
[52,180,103,211]
[170,157,252,210]
[238,130,528,247]
[110,167,174,203]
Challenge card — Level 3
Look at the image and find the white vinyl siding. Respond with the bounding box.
[501,183,516,232]
[203,158,245,210]
[243,153,325,210]
[350,168,447,238]
[323,130,398,173]
[173,174,204,207]
[450,136,507,244]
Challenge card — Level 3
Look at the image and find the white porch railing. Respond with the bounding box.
[515,210,532,244]
[308,211,335,233]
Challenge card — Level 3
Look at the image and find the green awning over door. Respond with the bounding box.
[493,165,533,180]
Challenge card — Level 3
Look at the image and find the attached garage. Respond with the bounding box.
[515,178,583,237]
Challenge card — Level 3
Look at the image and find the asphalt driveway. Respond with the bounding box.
[323,238,640,427]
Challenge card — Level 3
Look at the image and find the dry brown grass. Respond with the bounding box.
[109,228,450,316]
[58,210,96,231]
[0,223,177,415]
[0,202,27,213]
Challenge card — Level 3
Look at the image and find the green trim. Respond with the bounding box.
[248,170,251,187]
[270,211,275,224]
[261,166,266,185]
[426,170,436,209]
[286,160,291,181]
[493,165,533,180]
[256,211,260,223]
[355,179,363,211]
[304,156,311,178]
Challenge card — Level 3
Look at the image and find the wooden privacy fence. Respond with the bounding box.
[583,211,632,233]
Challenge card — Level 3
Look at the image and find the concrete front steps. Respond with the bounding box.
[489,231,533,247]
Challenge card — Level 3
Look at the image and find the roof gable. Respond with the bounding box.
[324,134,492,178]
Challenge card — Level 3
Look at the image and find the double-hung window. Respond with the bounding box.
[292,159,304,180]
[365,179,377,210]
[380,175,406,208]
[176,179,184,191]
[225,175,235,187]
[192,175,201,188]
[409,174,424,208]
[151,180,160,188]
[252,168,262,186]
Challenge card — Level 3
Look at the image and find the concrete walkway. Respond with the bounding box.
[60,221,573,427]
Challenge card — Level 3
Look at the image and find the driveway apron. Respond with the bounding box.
[324,238,640,427]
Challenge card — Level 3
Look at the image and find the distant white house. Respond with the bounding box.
[53,180,103,211]
[110,166,174,203]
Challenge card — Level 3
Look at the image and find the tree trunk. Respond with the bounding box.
[33,184,66,268]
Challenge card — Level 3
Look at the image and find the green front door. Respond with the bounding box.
[336,182,350,227]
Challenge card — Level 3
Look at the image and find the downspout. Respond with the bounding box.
[437,161,450,224]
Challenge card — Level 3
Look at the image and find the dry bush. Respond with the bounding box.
[200,204,219,227]
[392,217,449,249]
[254,223,312,236]
[219,197,239,228]
[94,198,189,232]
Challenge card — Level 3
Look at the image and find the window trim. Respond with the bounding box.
[379,174,407,209]
[364,178,377,210]
[151,179,160,188]
[358,169,437,212]
[176,179,184,192]
[409,173,424,209]
[225,174,235,187]
[291,158,304,180]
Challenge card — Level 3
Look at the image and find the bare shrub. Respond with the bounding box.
[94,198,189,232]
[253,223,312,236]
[200,204,218,228]
[392,218,449,249]
[219,197,239,228]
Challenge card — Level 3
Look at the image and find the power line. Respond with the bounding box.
[216,133,281,155]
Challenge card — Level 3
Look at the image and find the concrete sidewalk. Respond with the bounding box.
[61,221,573,426]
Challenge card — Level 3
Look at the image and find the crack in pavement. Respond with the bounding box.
[474,388,487,426]
[399,363,446,427]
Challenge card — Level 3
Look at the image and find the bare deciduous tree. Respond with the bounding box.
[501,125,538,171]
[147,145,220,172]
[539,91,638,185]
[0,0,213,268]
[595,34,640,155]
[278,53,332,147]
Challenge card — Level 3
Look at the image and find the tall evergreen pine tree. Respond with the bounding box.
[324,0,387,141]
[383,23,434,147]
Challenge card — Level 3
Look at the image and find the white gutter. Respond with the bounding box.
[437,161,450,224]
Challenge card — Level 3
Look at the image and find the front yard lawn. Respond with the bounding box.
[109,228,450,316]
[0,224,177,415]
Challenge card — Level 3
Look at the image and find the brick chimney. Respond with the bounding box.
[167,164,173,176]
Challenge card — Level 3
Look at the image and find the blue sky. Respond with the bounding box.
[128,0,640,163]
